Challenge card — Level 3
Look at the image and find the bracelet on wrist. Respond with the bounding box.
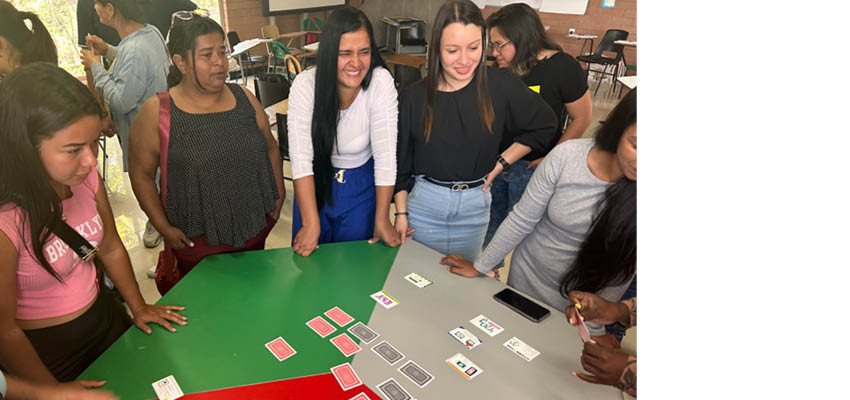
[497,156,511,170]
[394,211,409,217]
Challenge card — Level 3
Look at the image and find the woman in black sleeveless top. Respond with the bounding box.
[128,15,284,274]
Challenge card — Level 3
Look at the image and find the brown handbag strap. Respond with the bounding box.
[156,91,173,258]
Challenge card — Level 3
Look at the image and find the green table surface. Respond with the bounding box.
[79,241,399,398]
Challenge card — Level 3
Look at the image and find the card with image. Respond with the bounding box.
[503,336,541,362]
[330,362,363,391]
[448,326,482,350]
[347,393,369,400]
[404,272,432,288]
[446,353,483,380]
[576,311,592,343]
[470,314,504,337]
[331,333,361,357]
[371,340,404,365]
[152,375,184,400]
[398,360,434,388]
[325,306,354,327]
[348,322,379,344]
[264,336,296,362]
[370,290,399,309]
[306,316,336,338]
[376,378,412,400]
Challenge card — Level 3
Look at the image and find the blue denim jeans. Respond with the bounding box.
[407,176,492,262]
[483,159,537,266]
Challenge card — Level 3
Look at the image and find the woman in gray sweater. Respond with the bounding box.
[443,89,637,345]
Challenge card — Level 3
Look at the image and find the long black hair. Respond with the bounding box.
[485,2,562,76]
[0,1,57,70]
[93,0,151,24]
[311,6,386,209]
[560,89,637,296]
[424,0,493,141]
[165,15,224,89]
[0,63,102,280]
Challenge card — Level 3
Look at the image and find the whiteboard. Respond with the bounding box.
[539,0,588,14]
[482,0,588,15]
[264,0,346,15]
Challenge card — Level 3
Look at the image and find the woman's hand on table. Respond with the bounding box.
[441,254,481,277]
[392,215,414,244]
[370,219,401,247]
[130,304,187,334]
[292,223,320,256]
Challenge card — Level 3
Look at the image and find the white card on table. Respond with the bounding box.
[370,290,399,309]
[470,314,504,337]
[448,326,482,350]
[503,336,541,362]
[152,375,184,400]
[446,353,483,380]
[404,272,432,288]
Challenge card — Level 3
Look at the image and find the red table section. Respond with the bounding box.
[181,372,382,399]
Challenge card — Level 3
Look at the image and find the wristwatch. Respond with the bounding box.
[497,156,511,170]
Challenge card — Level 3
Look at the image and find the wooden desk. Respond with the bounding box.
[268,98,288,115]
[566,34,598,56]
[384,53,427,70]
[277,31,321,49]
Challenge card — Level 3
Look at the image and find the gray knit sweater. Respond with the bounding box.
[474,139,634,335]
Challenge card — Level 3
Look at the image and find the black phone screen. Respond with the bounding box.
[493,288,550,322]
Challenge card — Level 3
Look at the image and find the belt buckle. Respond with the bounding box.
[451,183,469,191]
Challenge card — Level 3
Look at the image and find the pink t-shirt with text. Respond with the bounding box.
[0,169,102,320]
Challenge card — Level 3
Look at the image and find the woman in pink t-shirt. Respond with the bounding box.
[0,63,187,383]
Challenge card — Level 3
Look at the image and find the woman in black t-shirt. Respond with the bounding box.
[393,0,557,262]
[482,2,593,253]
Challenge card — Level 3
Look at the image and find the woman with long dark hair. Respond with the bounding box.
[482,3,592,257]
[288,6,400,256]
[394,0,558,262]
[444,89,637,344]
[0,63,186,383]
[0,0,57,78]
[129,15,283,278]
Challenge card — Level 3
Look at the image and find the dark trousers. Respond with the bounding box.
[173,215,276,275]
[23,289,131,381]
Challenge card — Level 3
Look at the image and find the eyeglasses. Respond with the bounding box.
[488,39,512,52]
[170,8,210,27]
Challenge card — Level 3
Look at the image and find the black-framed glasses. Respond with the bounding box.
[170,8,210,27]
[488,39,512,52]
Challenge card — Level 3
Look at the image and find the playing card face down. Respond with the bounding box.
[398,360,434,388]
[264,337,296,362]
[331,333,362,357]
[325,306,355,326]
[331,363,363,391]
[377,378,412,400]
[371,340,404,365]
[348,322,379,344]
[306,316,336,338]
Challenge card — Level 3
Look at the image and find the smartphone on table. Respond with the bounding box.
[493,288,550,323]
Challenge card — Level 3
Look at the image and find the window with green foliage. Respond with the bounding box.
[10,0,221,77]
